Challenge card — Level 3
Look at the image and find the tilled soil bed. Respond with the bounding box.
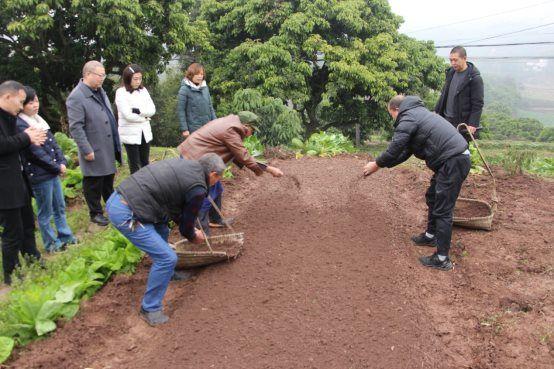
[9,156,553,369]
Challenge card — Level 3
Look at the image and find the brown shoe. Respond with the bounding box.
[209,218,235,228]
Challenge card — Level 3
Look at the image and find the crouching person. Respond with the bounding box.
[364,95,470,271]
[106,153,226,325]
[178,111,283,233]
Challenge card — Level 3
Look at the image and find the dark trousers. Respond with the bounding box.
[124,134,150,174]
[198,191,224,237]
[425,154,471,256]
[0,201,41,284]
[83,174,115,218]
[209,192,223,223]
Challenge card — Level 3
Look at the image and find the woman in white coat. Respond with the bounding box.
[115,64,156,174]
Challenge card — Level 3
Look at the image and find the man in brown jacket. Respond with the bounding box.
[178,111,283,230]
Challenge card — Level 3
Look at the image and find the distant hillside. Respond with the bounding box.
[478,59,554,126]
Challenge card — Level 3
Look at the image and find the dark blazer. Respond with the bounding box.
[16,117,67,185]
[0,108,32,209]
[67,80,121,177]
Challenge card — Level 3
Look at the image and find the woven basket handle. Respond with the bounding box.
[457,123,499,204]
[207,195,235,232]
[196,218,214,252]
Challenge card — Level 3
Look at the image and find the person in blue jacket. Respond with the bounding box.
[17,86,78,253]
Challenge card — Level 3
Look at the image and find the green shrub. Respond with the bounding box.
[150,69,183,148]
[230,89,303,146]
[500,147,537,175]
[538,127,554,142]
[529,157,554,176]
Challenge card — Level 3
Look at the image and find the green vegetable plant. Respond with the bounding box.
[0,228,142,364]
[54,132,79,169]
[292,130,355,158]
[61,168,83,199]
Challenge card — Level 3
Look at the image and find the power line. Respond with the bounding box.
[435,33,554,44]
[442,55,554,61]
[467,56,554,59]
[405,0,554,33]
[435,41,554,48]
[462,22,554,44]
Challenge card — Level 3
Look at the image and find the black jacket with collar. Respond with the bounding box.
[0,107,32,209]
[376,96,468,172]
[16,117,67,185]
[434,62,484,128]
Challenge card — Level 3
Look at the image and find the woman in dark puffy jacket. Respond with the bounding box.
[17,86,77,253]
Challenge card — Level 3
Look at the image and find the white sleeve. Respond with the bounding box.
[140,88,156,118]
[115,88,146,123]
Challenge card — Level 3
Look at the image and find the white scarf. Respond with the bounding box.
[184,78,207,91]
[19,113,51,131]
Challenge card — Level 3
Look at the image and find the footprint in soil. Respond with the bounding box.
[289,174,301,190]
[499,297,533,313]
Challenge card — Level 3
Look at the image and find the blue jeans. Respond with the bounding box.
[32,177,76,252]
[106,192,176,312]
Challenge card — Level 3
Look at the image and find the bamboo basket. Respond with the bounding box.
[453,124,499,231]
[174,233,244,269]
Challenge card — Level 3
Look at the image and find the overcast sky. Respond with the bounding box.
[387,0,554,59]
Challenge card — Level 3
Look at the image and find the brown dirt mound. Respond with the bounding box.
[9,157,553,369]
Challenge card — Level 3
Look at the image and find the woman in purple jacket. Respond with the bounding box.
[17,87,77,253]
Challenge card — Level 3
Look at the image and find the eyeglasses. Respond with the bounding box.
[90,72,107,79]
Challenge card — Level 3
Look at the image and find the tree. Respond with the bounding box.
[481,111,545,141]
[0,0,210,132]
[200,0,444,138]
[149,68,183,148]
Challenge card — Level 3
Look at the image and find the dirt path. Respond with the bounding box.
[9,157,553,369]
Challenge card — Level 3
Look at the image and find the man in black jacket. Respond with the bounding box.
[435,46,484,137]
[364,95,471,271]
[0,81,47,285]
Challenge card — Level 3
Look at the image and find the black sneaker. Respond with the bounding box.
[91,214,109,226]
[62,238,79,248]
[419,253,453,271]
[139,308,169,326]
[209,217,235,228]
[411,232,437,247]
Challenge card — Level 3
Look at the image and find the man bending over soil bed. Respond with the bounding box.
[364,95,471,271]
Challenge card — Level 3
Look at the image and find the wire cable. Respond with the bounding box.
[435,41,554,48]
[462,22,554,44]
[405,0,554,33]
